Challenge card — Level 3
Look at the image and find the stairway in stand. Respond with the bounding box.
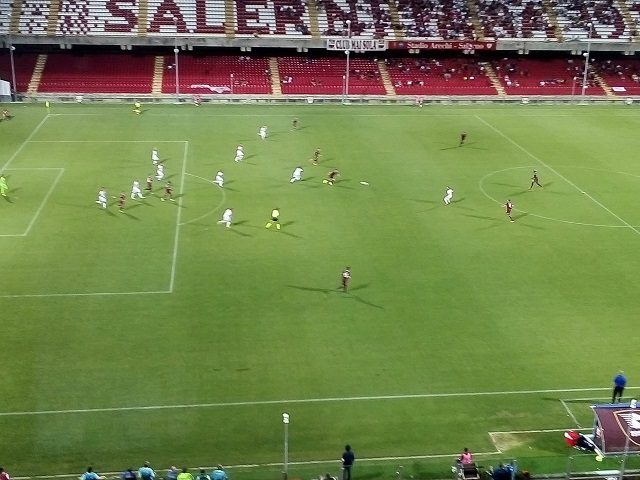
[542,0,564,41]
[306,0,321,38]
[138,0,149,36]
[387,0,405,39]
[594,73,615,98]
[616,0,639,41]
[483,63,506,97]
[224,0,236,38]
[269,58,283,97]
[47,0,61,34]
[377,60,396,96]
[9,0,22,34]
[465,0,485,40]
[27,54,48,95]
[152,56,165,96]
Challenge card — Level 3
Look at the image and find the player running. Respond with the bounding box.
[292,118,299,130]
[161,181,174,201]
[459,131,467,146]
[234,145,244,162]
[151,148,159,165]
[96,187,107,209]
[529,170,543,190]
[340,266,352,292]
[290,166,303,183]
[118,192,126,212]
[265,207,281,230]
[214,170,224,188]
[131,180,145,200]
[323,169,340,186]
[312,148,321,165]
[156,163,165,181]
[0,174,8,198]
[505,200,515,222]
[145,175,153,192]
[443,186,453,205]
[258,126,267,140]
[217,208,233,228]
[133,102,142,115]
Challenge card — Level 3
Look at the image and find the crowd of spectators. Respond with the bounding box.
[594,59,640,83]
[386,57,487,87]
[396,0,475,39]
[76,464,229,480]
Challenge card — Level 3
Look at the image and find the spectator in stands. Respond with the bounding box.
[177,468,193,480]
[81,467,106,480]
[341,445,355,480]
[122,469,136,480]
[166,467,179,480]
[196,469,210,480]
[458,448,474,465]
[139,462,155,480]
[211,466,228,480]
[0,467,11,480]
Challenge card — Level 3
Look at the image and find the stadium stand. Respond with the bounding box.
[162,55,272,95]
[476,0,554,39]
[491,57,604,95]
[0,51,39,93]
[594,58,640,95]
[277,56,386,95]
[385,57,497,95]
[235,0,312,35]
[316,0,394,38]
[395,0,475,39]
[38,53,155,93]
[553,0,629,40]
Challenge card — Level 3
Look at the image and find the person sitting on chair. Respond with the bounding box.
[564,431,596,451]
[458,448,474,465]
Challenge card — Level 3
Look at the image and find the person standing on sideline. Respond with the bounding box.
[211,465,228,480]
[166,467,179,480]
[121,469,136,480]
[177,469,193,480]
[613,371,627,403]
[195,469,210,480]
[138,462,155,480]
[0,467,11,480]
[443,186,454,205]
[81,467,106,480]
[341,445,355,480]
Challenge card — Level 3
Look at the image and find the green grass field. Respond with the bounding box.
[1,103,640,480]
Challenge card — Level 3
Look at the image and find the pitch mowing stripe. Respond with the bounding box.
[475,115,640,236]
[11,452,505,480]
[2,114,50,171]
[0,386,636,417]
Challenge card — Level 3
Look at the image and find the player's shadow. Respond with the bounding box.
[279,229,303,239]
[244,154,256,161]
[105,209,117,217]
[229,227,252,237]
[508,190,528,197]
[410,199,438,204]
[287,284,383,309]
[2,195,13,203]
[294,125,310,131]
[127,203,144,210]
[463,214,499,221]
[513,212,528,221]
[492,182,520,188]
[335,180,354,190]
[121,211,140,220]
[439,145,460,151]
[173,193,185,200]
[281,221,295,227]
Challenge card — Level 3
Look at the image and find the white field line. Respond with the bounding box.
[179,172,226,226]
[560,399,583,428]
[29,140,187,143]
[23,168,64,236]
[12,451,505,480]
[0,290,171,299]
[1,386,637,417]
[2,114,50,171]
[475,115,640,236]
[168,141,188,293]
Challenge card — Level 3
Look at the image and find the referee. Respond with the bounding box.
[612,371,627,403]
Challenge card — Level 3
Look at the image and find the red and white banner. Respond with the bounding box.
[388,41,496,51]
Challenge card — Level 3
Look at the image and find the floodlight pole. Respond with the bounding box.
[580,23,593,102]
[173,17,180,103]
[343,19,351,103]
[282,413,290,480]
[230,73,234,95]
[8,40,17,102]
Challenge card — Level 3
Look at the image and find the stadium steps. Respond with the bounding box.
[152,56,165,96]
[466,0,486,40]
[268,58,282,96]
[377,60,396,96]
[137,0,149,35]
[616,0,638,41]
[542,0,564,41]
[387,0,405,39]
[483,63,507,97]
[594,73,616,98]
[27,54,47,95]
[8,1,21,34]
[47,0,61,35]
[306,0,321,38]
[224,0,236,38]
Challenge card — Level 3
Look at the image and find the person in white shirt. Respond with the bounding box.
[131,180,145,199]
[96,187,107,208]
[214,171,224,188]
[443,186,454,205]
[217,208,233,228]
[151,148,159,165]
[234,145,244,162]
[258,126,267,140]
[156,163,165,181]
[290,166,303,183]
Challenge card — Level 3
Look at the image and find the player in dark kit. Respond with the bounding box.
[162,181,174,201]
[118,192,126,212]
[529,170,543,190]
[312,148,321,165]
[340,267,352,292]
[323,169,340,185]
[459,131,467,146]
[505,200,514,222]
[292,118,299,130]
[145,175,153,191]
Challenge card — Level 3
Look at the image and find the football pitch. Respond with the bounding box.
[1,103,640,479]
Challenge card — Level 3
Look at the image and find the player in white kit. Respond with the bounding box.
[443,186,454,205]
[131,180,145,199]
[217,208,233,227]
[156,163,165,181]
[96,187,107,208]
[234,145,244,162]
[258,126,267,140]
[151,148,159,165]
[214,171,224,188]
[290,166,303,183]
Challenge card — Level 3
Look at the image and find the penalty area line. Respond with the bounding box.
[0,290,171,299]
